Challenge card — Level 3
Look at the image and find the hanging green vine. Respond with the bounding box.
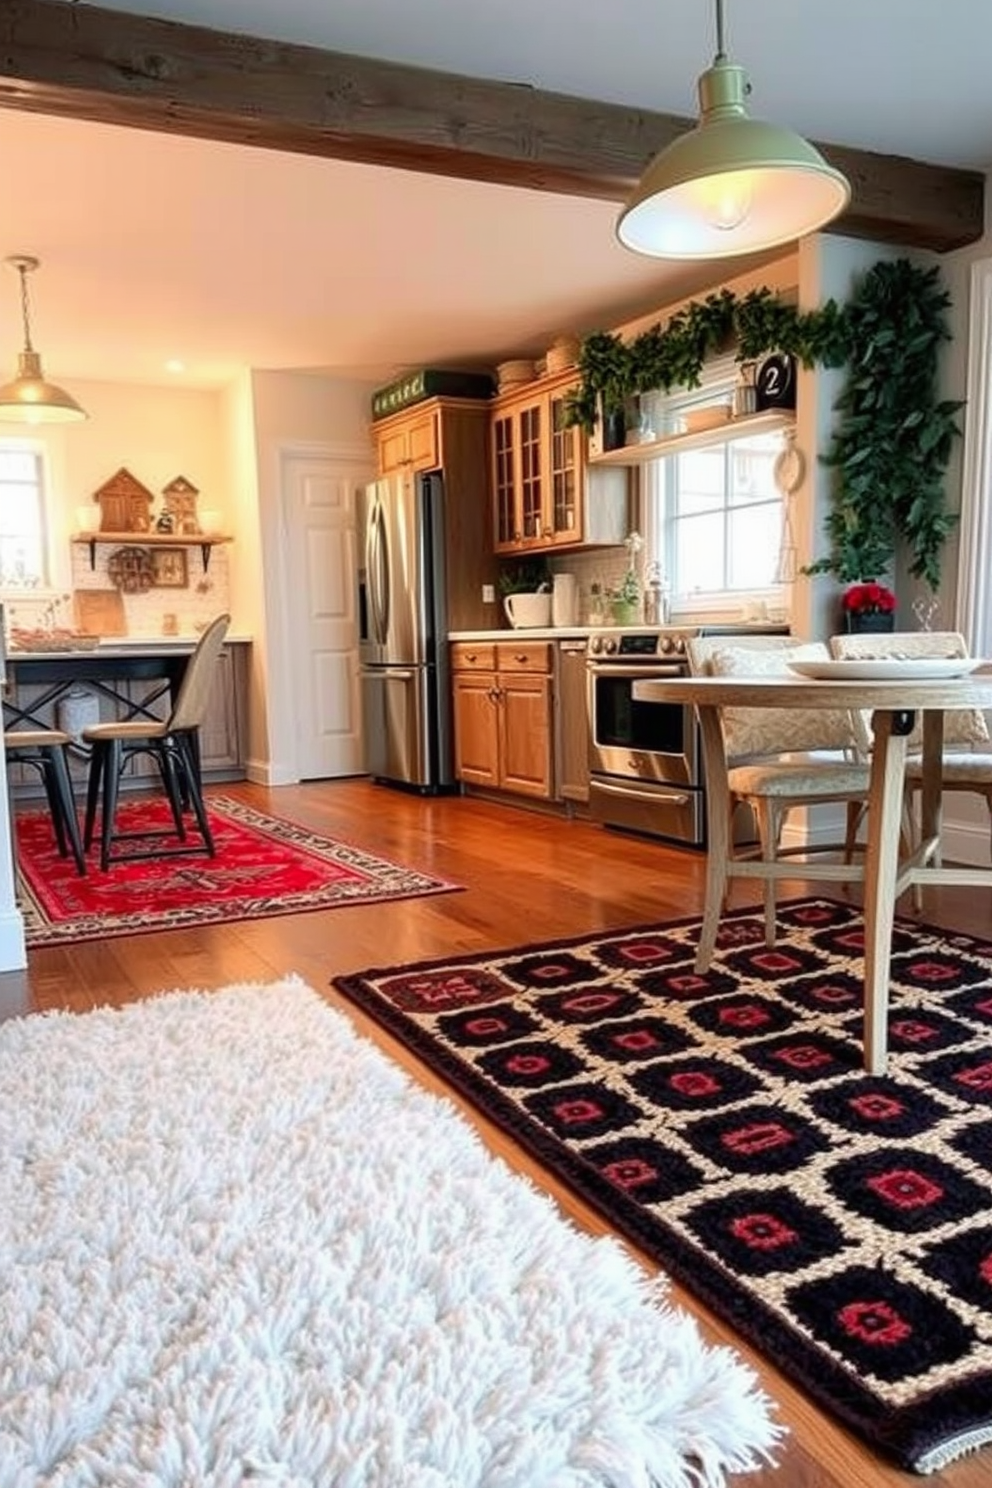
[566,260,961,590]
[805,260,962,589]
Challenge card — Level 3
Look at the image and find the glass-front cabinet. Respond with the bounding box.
[491,371,622,554]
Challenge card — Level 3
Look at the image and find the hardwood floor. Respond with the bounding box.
[5,777,991,1488]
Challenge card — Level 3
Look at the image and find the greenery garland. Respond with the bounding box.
[566,261,961,590]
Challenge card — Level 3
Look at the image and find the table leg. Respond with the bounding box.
[862,709,909,1075]
[919,710,945,864]
[695,706,730,973]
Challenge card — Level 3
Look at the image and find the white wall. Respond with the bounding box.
[793,234,925,642]
[3,377,235,634]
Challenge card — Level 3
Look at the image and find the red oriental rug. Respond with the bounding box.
[16,794,460,948]
[334,899,992,1475]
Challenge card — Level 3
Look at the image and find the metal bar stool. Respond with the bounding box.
[82,614,230,871]
[4,728,87,875]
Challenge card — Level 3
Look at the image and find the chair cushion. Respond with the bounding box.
[708,643,860,758]
[728,758,870,797]
[904,752,992,784]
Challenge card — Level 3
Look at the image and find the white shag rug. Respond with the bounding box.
[0,977,782,1487]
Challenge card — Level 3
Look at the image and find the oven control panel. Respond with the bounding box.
[587,630,692,658]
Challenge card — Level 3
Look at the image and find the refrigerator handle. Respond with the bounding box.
[372,496,390,643]
[366,491,389,645]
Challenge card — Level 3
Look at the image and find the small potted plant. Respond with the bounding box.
[841,581,897,634]
[608,569,641,626]
[608,531,643,625]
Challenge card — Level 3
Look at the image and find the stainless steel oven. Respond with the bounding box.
[587,629,705,846]
[586,625,788,847]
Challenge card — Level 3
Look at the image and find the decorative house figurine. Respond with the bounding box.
[91,468,155,533]
[161,475,200,535]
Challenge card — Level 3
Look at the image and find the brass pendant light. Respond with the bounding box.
[617,0,851,260]
[0,255,87,423]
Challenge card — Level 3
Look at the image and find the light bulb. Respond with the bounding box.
[700,170,753,232]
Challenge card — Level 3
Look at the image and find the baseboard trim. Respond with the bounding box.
[0,908,27,972]
[244,758,299,787]
[779,804,989,868]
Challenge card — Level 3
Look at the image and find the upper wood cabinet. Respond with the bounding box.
[490,370,628,555]
[374,404,439,474]
[370,396,497,632]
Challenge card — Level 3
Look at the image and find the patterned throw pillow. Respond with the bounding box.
[708,643,860,759]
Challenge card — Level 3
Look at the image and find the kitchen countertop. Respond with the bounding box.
[449,627,593,641]
[448,624,790,642]
[6,634,252,660]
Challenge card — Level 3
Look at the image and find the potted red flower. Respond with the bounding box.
[841,581,897,633]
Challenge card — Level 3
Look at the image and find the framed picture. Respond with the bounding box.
[149,547,188,588]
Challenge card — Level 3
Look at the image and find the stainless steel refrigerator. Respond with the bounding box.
[359,470,453,791]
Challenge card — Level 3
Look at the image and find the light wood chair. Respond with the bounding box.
[82,614,231,870]
[829,629,992,866]
[4,728,87,875]
[686,636,871,947]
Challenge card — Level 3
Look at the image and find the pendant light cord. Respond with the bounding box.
[17,265,34,354]
[713,0,726,62]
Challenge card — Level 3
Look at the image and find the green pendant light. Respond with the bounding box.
[617,0,850,260]
[0,256,87,424]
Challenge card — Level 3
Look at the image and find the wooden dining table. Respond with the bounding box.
[632,669,992,1075]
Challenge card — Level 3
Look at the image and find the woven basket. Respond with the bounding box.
[10,629,100,652]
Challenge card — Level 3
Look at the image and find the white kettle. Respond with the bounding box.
[551,573,578,628]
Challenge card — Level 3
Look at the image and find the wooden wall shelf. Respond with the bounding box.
[71,532,233,572]
[588,410,795,467]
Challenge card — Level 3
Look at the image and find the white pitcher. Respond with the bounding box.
[503,591,552,628]
[551,573,578,628]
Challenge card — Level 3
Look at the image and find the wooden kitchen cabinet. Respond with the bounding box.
[491,370,628,555]
[373,404,439,474]
[198,642,249,777]
[451,640,553,799]
[370,396,497,633]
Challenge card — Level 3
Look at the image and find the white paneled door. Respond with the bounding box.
[283,452,366,779]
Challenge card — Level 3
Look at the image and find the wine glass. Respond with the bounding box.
[912,595,939,631]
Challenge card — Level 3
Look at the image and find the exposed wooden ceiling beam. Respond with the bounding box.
[0,0,983,254]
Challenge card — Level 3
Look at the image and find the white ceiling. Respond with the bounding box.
[2,0,991,392]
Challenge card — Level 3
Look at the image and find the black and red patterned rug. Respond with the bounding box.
[17,794,460,947]
[334,899,992,1475]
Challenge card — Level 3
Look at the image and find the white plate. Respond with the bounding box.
[787,658,980,682]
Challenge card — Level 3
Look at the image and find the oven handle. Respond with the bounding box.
[587,662,687,679]
[592,779,692,807]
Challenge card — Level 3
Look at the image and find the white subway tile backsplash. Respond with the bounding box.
[68,543,231,636]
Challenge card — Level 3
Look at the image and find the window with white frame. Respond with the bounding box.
[641,364,789,612]
[0,443,48,590]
